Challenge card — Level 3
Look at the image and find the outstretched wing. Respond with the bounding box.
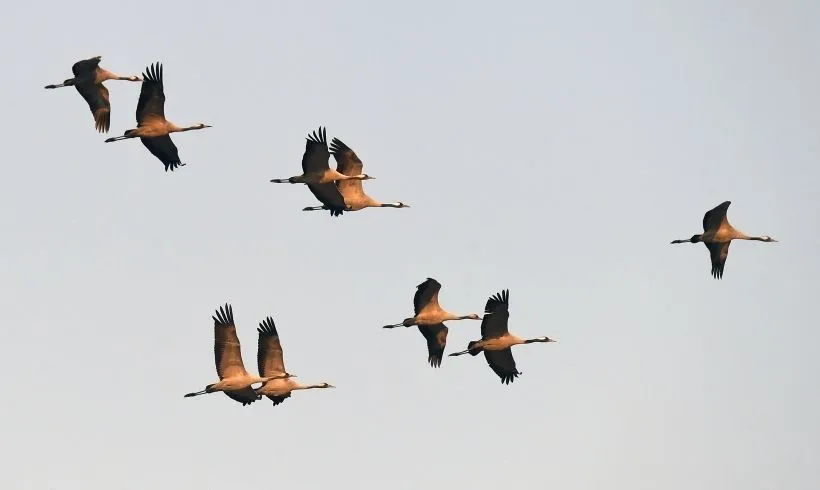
[706,241,730,279]
[703,201,731,232]
[257,317,287,377]
[213,304,249,380]
[330,137,367,202]
[480,289,510,339]
[222,388,259,406]
[306,183,346,217]
[136,62,166,124]
[74,82,110,133]
[484,349,521,384]
[71,57,101,77]
[301,127,331,174]
[413,278,442,314]
[140,136,183,171]
[266,392,292,406]
[418,323,448,368]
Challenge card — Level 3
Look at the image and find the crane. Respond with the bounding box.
[45,55,141,133]
[184,304,293,405]
[302,136,409,215]
[671,201,777,279]
[104,62,211,171]
[383,278,480,368]
[450,289,556,384]
[271,127,375,216]
[254,317,335,406]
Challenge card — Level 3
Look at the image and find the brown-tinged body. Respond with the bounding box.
[44,55,141,133]
[302,137,409,215]
[383,278,480,368]
[254,317,334,407]
[103,62,211,171]
[671,201,777,279]
[449,289,556,384]
[183,304,292,406]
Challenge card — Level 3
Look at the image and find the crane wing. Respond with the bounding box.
[413,278,442,314]
[418,323,448,368]
[307,183,346,216]
[702,201,731,232]
[213,304,249,380]
[222,387,259,406]
[257,317,287,377]
[484,349,521,385]
[706,241,730,279]
[71,57,101,77]
[136,62,166,123]
[74,81,110,133]
[140,135,183,172]
[266,392,291,406]
[480,289,510,338]
[301,127,331,174]
[330,137,367,203]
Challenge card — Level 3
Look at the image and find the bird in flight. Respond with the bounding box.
[271,127,375,216]
[670,201,777,279]
[302,136,409,215]
[254,316,335,407]
[184,304,294,405]
[45,55,141,133]
[383,278,481,368]
[450,289,556,384]
[104,62,211,171]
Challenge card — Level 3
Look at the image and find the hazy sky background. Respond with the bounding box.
[2,1,818,489]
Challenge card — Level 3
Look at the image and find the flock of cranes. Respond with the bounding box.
[45,55,779,407]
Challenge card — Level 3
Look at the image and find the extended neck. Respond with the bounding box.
[339,173,370,181]
[524,336,556,344]
[443,312,476,321]
[98,68,140,83]
[292,382,331,391]
[171,124,205,133]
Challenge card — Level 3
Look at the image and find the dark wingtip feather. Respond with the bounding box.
[257,316,278,336]
[485,289,510,313]
[213,303,234,327]
[164,161,185,172]
[306,126,327,145]
[329,137,351,155]
[500,370,521,385]
[428,355,442,368]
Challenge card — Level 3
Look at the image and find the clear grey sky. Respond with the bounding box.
[2,1,818,489]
